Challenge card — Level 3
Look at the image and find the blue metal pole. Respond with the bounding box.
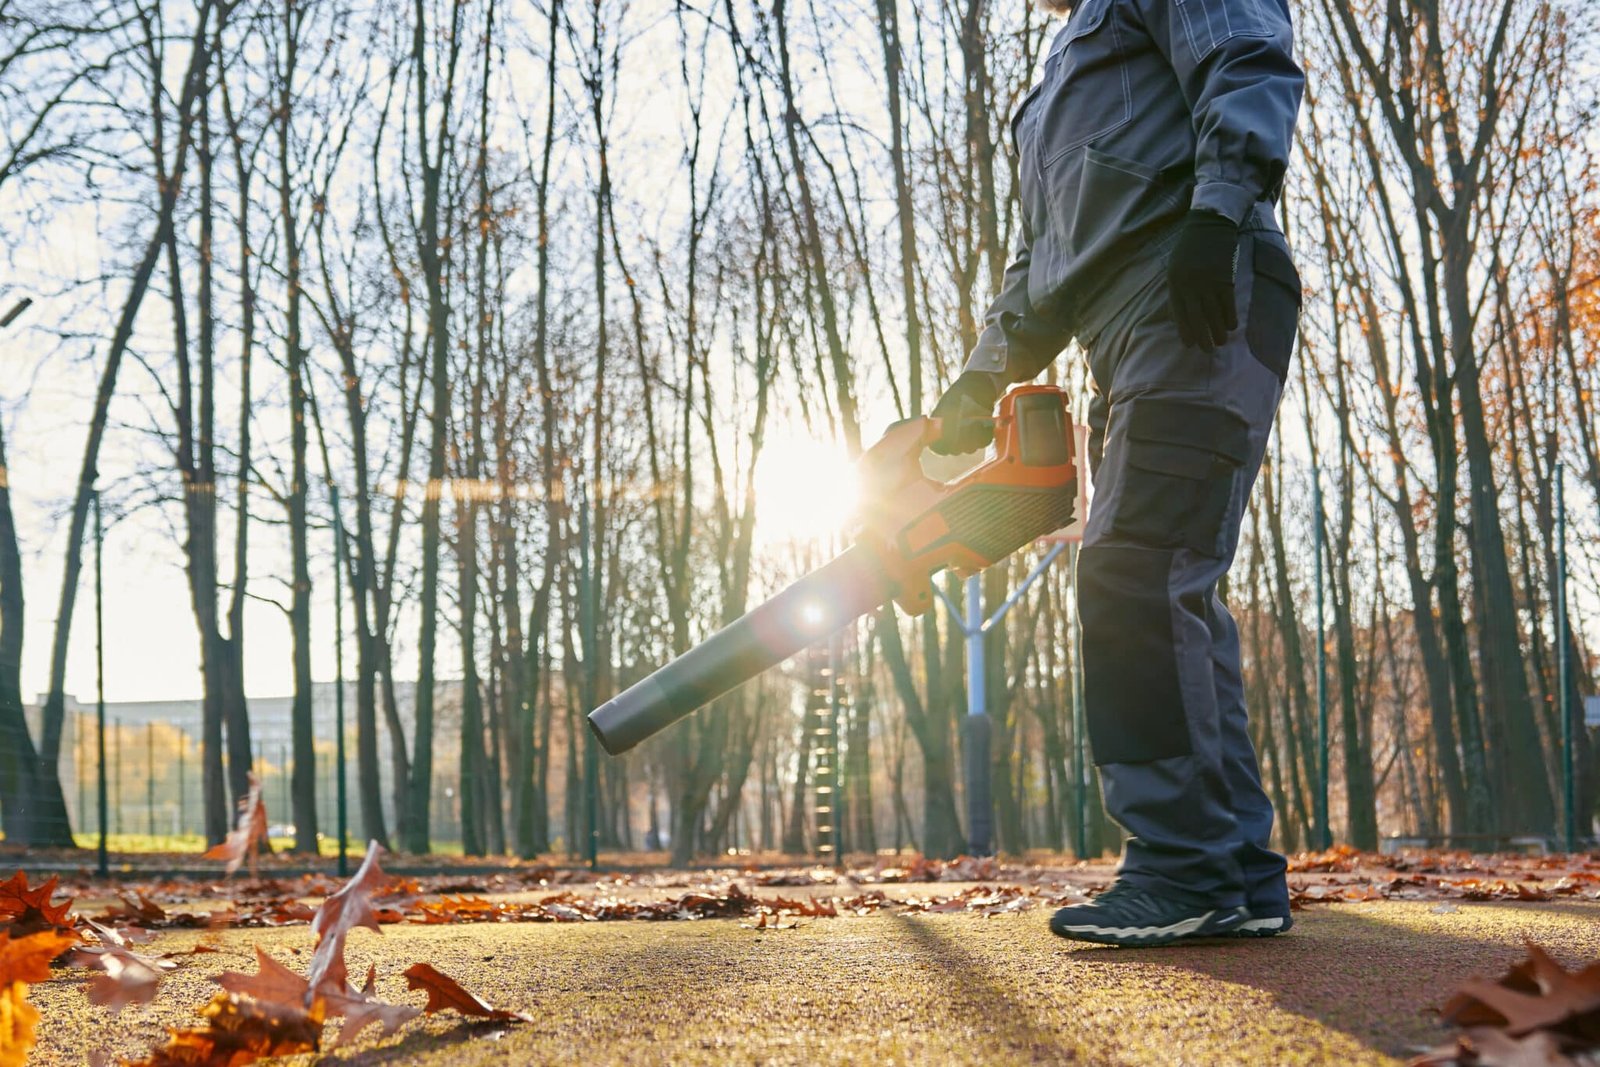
[1313,467,1330,849]
[331,484,349,876]
[1557,464,1575,852]
[962,574,992,856]
[94,488,108,876]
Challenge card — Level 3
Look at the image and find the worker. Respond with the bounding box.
[931,0,1305,946]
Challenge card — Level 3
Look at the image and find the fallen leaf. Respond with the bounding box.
[124,990,322,1066]
[202,772,269,877]
[85,946,176,1014]
[0,929,81,1067]
[215,947,311,1005]
[322,965,420,1048]
[402,962,532,1022]
[0,873,75,939]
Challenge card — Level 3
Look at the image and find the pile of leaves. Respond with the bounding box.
[1411,944,1600,1066]
[1285,846,1600,908]
[0,851,532,1066]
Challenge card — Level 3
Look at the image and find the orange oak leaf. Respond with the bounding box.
[124,990,322,1067]
[0,929,80,1067]
[0,873,75,939]
[202,772,268,876]
[402,962,532,1022]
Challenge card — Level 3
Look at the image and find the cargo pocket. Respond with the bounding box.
[1246,242,1301,382]
[1110,399,1249,558]
[1078,545,1191,764]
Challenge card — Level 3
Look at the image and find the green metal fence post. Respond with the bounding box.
[1313,466,1330,850]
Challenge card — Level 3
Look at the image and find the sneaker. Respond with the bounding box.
[1221,913,1293,938]
[1049,880,1250,947]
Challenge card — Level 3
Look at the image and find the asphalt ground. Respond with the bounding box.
[24,897,1600,1065]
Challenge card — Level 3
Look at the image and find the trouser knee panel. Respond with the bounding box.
[1078,544,1192,765]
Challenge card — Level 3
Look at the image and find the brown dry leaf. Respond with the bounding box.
[322,965,420,1048]
[1443,944,1600,1037]
[402,962,532,1022]
[0,929,79,1067]
[0,873,75,939]
[216,947,312,1005]
[1410,1027,1583,1066]
[84,946,176,1014]
[202,772,268,876]
[124,991,322,1067]
[307,844,387,999]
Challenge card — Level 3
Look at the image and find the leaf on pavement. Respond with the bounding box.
[321,965,420,1048]
[202,772,268,876]
[0,873,76,940]
[1412,943,1600,1066]
[0,929,80,1067]
[124,991,322,1067]
[402,962,532,1022]
[215,947,310,1005]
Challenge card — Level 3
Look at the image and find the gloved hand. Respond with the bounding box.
[929,371,999,455]
[1167,209,1241,351]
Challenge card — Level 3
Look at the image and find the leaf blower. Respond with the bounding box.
[587,384,1079,755]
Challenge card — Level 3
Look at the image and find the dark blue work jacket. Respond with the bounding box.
[964,0,1304,381]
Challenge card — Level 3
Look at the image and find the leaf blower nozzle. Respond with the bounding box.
[588,547,892,754]
[586,384,1079,756]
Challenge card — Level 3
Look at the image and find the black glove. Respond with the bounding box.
[929,371,999,455]
[1167,209,1241,351]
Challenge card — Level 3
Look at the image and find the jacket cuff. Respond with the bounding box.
[963,322,1012,377]
[1190,181,1257,226]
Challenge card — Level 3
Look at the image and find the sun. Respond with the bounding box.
[751,431,860,546]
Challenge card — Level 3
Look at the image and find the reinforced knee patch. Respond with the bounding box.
[1078,545,1192,765]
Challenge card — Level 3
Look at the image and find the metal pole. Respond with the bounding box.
[962,573,993,856]
[113,718,122,836]
[94,489,108,876]
[147,721,155,838]
[579,498,599,869]
[1557,464,1575,852]
[177,728,185,839]
[1069,544,1088,859]
[1313,467,1330,849]
[331,484,349,876]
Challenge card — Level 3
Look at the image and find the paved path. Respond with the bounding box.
[28,900,1600,1065]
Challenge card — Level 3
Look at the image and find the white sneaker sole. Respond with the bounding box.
[1050,906,1249,947]
[1222,915,1292,938]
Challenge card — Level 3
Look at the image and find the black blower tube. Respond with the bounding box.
[588,545,893,755]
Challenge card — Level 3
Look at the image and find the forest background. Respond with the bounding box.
[0,0,1597,866]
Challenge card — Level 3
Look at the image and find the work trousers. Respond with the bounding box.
[1077,229,1300,915]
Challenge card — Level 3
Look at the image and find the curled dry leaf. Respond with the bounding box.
[0,873,76,941]
[307,844,388,999]
[85,946,176,1014]
[0,929,80,1067]
[1411,943,1600,1066]
[321,965,420,1048]
[402,962,532,1023]
[202,772,269,877]
[124,991,322,1067]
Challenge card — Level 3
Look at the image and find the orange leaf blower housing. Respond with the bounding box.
[588,384,1078,755]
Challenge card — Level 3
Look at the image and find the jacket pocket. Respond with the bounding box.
[1110,399,1250,557]
[1245,241,1301,381]
[1036,0,1132,167]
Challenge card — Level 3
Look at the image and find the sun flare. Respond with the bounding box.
[751,432,860,546]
